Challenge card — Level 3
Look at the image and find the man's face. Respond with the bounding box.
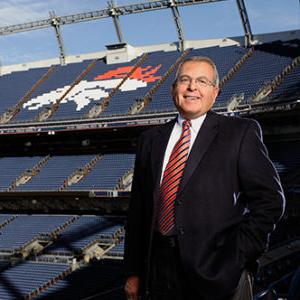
[172,61,219,119]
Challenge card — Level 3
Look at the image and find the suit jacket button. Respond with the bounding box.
[176,199,182,205]
[179,228,185,235]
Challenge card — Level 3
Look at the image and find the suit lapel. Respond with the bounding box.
[178,111,219,194]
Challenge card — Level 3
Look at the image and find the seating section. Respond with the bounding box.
[67,153,135,190]
[79,50,177,118]
[0,214,125,300]
[107,238,125,258]
[0,142,299,193]
[0,67,49,117]
[46,215,124,255]
[0,154,135,192]
[0,42,297,122]
[270,63,300,102]
[35,260,125,300]
[217,49,292,105]
[14,60,92,122]
[0,261,72,300]
[0,214,124,255]
[0,215,73,252]
[0,156,43,191]
[14,155,94,191]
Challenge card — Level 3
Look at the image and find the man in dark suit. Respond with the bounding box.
[124,56,285,300]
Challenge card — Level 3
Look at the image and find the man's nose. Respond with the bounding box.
[188,79,197,90]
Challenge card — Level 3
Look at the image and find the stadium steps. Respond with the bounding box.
[81,222,125,262]
[19,215,79,258]
[0,215,17,230]
[66,153,135,191]
[35,59,98,122]
[116,168,133,191]
[43,216,125,259]
[86,52,149,118]
[251,55,300,103]
[6,155,51,192]
[59,154,102,191]
[0,66,56,124]
[129,47,193,114]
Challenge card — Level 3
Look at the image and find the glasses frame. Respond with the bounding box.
[177,75,216,88]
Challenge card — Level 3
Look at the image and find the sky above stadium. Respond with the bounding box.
[0,0,299,66]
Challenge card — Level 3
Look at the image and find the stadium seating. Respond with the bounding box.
[0,154,135,192]
[270,63,300,102]
[46,215,124,255]
[0,261,72,300]
[67,153,135,190]
[0,215,73,252]
[0,67,49,118]
[14,61,92,122]
[0,43,297,123]
[0,214,126,299]
[218,49,292,105]
[0,156,43,191]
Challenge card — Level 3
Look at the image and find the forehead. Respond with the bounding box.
[178,61,215,79]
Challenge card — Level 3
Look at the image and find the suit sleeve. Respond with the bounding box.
[124,132,147,278]
[237,120,285,266]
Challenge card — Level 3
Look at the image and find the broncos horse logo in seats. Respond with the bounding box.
[23,65,162,111]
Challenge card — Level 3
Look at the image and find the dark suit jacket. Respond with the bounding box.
[124,111,285,300]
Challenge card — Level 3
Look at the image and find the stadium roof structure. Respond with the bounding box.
[0,0,254,65]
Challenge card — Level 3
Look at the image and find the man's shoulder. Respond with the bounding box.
[211,111,260,129]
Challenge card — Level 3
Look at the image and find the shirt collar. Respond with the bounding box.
[177,113,207,134]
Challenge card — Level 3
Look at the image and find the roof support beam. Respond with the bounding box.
[236,0,253,47]
[169,1,185,51]
[109,0,125,43]
[50,11,66,65]
[0,0,227,36]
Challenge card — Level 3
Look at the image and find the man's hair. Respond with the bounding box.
[174,56,220,87]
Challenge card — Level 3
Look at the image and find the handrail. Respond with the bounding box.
[59,154,102,191]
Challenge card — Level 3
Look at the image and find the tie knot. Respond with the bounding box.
[183,120,191,129]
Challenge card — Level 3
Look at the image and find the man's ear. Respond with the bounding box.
[214,87,220,99]
[171,82,177,99]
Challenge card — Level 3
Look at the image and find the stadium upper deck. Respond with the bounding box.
[0,30,299,135]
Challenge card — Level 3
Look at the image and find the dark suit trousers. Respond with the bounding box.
[147,232,253,300]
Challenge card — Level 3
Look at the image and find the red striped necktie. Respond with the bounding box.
[158,120,191,235]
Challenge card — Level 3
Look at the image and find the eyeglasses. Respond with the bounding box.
[177,75,216,88]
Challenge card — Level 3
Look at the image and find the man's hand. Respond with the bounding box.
[125,275,139,300]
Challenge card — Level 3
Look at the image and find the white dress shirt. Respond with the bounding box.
[160,113,207,183]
